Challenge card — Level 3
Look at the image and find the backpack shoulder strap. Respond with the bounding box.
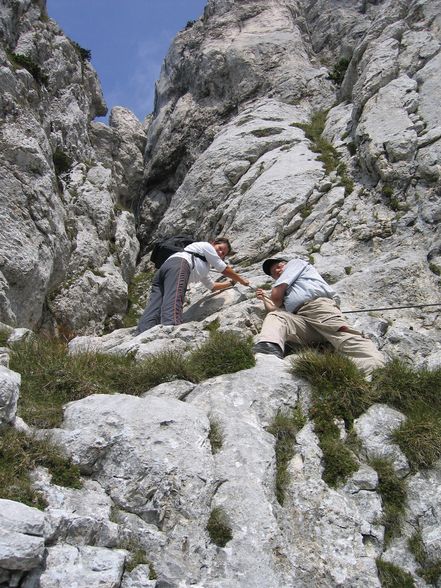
[183,245,207,264]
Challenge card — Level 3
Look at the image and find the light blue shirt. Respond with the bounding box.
[274,259,338,312]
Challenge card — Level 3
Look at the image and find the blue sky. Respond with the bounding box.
[46,0,207,122]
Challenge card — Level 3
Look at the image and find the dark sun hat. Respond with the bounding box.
[262,258,287,276]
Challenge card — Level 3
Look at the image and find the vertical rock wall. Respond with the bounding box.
[0,0,145,335]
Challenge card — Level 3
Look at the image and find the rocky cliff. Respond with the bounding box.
[1,0,441,586]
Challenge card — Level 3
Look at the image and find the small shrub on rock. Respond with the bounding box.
[207,507,233,547]
[53,148,73,176]
[328,57,350,85]
[208,419,223,454]
[72,41,91,62]
[8,51,48,86]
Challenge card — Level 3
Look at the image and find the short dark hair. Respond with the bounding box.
[262,258,287,276]
[212,237,232,255]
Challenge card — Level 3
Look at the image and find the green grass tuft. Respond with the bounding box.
[187,331,255,381]
[293,349,375,425]
[11,331,254,429]
[373,359,441,470]
[408,531,441,585]
[206,507,233,547]
[370,458,407,544]
[392,415,441,471]
[118,538,156,576]
[10,337,191,428]
[376,558,415,587]
[0,427,81,508]
[313,405,359,487]
[0,329,10,346]
[204,318,221,332]
[373,359,441,414]
[291,349,376,487]
[268,408,306,504]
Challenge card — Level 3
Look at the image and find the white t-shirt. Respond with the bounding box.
[274,259,337,312]
[172,242,227,290]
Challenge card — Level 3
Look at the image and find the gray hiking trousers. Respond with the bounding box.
[137,257,191,333]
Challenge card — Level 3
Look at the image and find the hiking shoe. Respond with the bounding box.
[253,341,284,359]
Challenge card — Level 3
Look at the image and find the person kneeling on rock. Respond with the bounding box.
[253,257,385,379]
[137,237,250,333]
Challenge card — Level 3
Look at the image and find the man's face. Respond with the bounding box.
[214,242,229,259]
[270,261,286,280]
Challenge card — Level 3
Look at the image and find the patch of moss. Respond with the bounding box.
[328,58,350,85]
[293,112,354,193]
[207,507,233,547]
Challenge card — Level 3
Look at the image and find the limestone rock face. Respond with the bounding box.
[134,0,441,368]
[137,0,336,246]
[0,1,145,334]
[3,0,441,586]
[0,499,46,585]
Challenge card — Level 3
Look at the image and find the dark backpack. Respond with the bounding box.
[150,234,207,269]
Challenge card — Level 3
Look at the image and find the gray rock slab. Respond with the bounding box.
[38,544,126,588]
[0,499,45,537]
[354,404,409,476]
[0,529,44,571]
[52,394,214,525]
[0,366,20,426]
[31,470,119,548]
